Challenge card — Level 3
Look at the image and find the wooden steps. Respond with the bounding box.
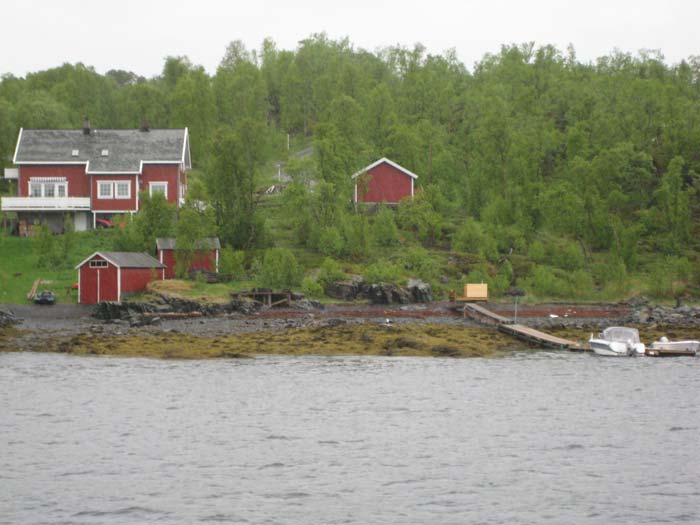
[462,303,513,325]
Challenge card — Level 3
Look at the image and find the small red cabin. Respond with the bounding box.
[352,158,418,204]
[155,237,220,279]
[75,251,165,304]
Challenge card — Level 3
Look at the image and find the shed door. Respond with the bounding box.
[81,267,98,304]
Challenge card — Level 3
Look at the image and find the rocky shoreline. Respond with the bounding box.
[1,297,699,358]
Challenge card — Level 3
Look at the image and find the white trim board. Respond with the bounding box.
[350,157,419,180]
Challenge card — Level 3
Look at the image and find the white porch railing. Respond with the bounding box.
[0,196,91,211]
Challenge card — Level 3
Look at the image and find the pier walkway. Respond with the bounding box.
[462,303,587,351]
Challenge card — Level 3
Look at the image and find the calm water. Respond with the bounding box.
[1,351,699,524]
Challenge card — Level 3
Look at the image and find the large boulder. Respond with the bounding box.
[92,301,130,320]
[226,298,264,315]
[407,279,433,303]
[0,308,18,328]
[324,276,364,301]
[92,301,156,320]
[363,282,411,305]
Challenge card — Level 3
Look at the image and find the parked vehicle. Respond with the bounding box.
[95,218,114,228]
[33,290,56,305]
[589,327,645,357]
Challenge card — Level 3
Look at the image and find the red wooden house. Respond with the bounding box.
[155,237,221,279]
[2,121,191,234]
[75,252,165,304]
[352,158,418,204]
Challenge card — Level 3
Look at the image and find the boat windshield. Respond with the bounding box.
[602,327,640,343]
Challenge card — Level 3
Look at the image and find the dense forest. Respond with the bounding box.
[1,35,699,301]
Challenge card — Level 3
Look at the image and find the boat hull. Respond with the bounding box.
[648,340,698,357]
[589,339,630,357]
[650,340,699,353]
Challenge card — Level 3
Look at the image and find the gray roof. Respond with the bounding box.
[14,128,189,173]
[94,252,165,268]
[155,237,221,250]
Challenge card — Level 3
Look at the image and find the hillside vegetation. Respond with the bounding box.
[1,37,699,303]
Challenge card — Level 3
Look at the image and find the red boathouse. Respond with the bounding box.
[76,251,165,304]
[155,237,221,279]
[352,158,418,204]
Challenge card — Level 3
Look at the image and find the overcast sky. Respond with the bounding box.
[1,0,698,78]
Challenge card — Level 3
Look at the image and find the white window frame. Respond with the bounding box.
[29,181,69,198]
[115,181,131,199]
[98,181,113,199]
[89,260,108,268]
[149,181,168,199]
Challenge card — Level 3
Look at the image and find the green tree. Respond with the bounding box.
[170,67,216,160]
[174,206,217,278]
[131,192,176,252]
[258,248,301,288]
[206,120,268,248]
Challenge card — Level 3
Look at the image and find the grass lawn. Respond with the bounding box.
[0,231,115,304]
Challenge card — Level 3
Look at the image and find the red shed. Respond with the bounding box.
[352,158,418,204]
[155,237,220,279]
[75,251,165,304]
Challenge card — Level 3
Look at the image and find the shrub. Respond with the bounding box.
[60,215,76,266]
[528,240,547,264]
[567,270,594,298]
[362,260,403,284]
[403,246,440,281]
[317,226,344,256]
[258,248,302,289]
[341,214,372,259]
[301,276,324,298]
[452,219,498,262]
[491,225,527,255]
[372,205,399,247]
[397,194,444,244]
[526,265,571,298]
[552,241,584,271]
[592,259,628,294]
[218,247,245,281]
[317,257,346,287]
[34,224,59,269]
[646,256,692,299]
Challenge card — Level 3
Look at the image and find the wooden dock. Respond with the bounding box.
[462,303,587,351]
[498,324,586,350]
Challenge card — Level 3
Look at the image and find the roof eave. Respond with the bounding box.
[350,157,419,180]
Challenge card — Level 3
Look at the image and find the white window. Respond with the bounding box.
[71,149,79,157]
[101,149,109,157]
[115,181,131,199]
[29,178,69,198]
[89,260,108,268]
[98,181,113,199]
[149,182,168,199]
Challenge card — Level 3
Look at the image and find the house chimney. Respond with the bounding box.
[139,118,150,132]
[82,117,91,135]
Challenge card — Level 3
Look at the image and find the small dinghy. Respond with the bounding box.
[648,337,699,357]
[589,327,645,357]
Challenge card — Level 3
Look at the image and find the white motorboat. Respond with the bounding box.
[649,337,699,356]
[589,327,646,357]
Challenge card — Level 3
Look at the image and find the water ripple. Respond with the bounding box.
[1,352,698,524]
